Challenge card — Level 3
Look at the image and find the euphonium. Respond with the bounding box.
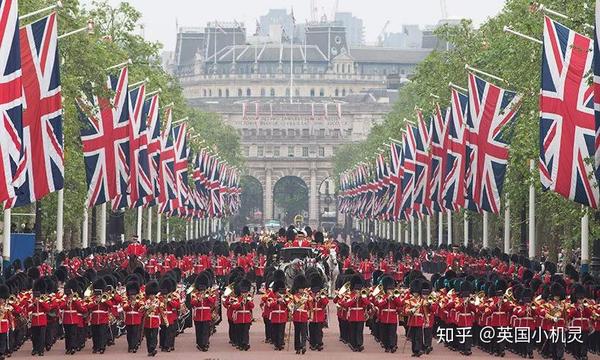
[338,282,351,296]
[503,287,515,302]
[100,293,110,302]
[372,284,384,297]
[135,294,144,302]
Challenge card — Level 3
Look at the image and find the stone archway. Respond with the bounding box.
[232,175,263,230]
[272,176,309,225]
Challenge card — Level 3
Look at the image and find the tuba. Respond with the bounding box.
[337,282,351,296]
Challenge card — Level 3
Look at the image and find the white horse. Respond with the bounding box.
[327,249,340,298]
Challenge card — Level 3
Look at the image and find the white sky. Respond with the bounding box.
[95,0,506,51]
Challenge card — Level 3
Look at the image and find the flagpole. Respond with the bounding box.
[146,207,152,242]
[19,2,62,21]
[410,217,415,245]
[426,215,431,246]
[99,203,107,246]
[290,8,294,104]
[528,159,536,259]
[504,198,510,253]
[463,212,469,248]
[503,26,543,45]
[56,189,64,252]
[156,208,162,243]
[438,212,443,246]
[404,222,409,245]
[136,207,143,239]
[166,218,170,242]
[446,210,452,246]
[417,218,422,246]
[581,206,589,271]
[482,211,489,249]
[82,204,89,248]
[3,209,11,267]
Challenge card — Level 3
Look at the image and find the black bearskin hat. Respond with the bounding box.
[238,278,252,293]
[292,274,308,293]
[409,279,422,295]
[194,273,210,290]
[350,274,364,290]
[551,282,565,300]
[126,281,140,296]
[0,285,9,300]
[145,280,159,296]
[92,278,106,292]
[520,287,533,303]
[381,275,395,291]
[273,280,286,293]
[460,281,473,297]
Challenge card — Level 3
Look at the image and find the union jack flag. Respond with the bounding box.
[192,150,210,213]
[388,142,403,220]
[127,84,152,207]
[596,2,600,186]
[441,89,468,211]
[428,104,448,212]
[208,155,223,217]
[540,16,598,208]
[172,123,189,211]
[0,0,22,204]
[400,129,415,218]
[467,72,521,214]
[144,94,160,206]
[78,67,130,208]
[413,109,431,216]
[157,107,176,210]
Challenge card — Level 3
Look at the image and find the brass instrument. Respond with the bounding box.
[372,284,384,298]
[317,289,328,299]
[186,284,195,295]
[135,294,144,302]
[337,282,351,296]
[83,284,93,297]
[392,289,402,298]
[222,283,235,297]
[360,288,369,299]
[503,287,515,303]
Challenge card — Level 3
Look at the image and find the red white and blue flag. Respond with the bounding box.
[172,123,189,212]
[144,94,161,206]
[78,67,130,208]
[400,129,415,219]
[540,16,598,208]
[157,107,177,212]
[413,109,431,216]
[128,84,152,207]
[428,104,448,212]
[467,72,521,214]
[441,88,468,211]
[388,142,403,220]
[0,0,22,205]
[593,5,600,195]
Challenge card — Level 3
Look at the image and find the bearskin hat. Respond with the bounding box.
[314,231,324,244]
[145,280,159,296]
[292,274,308,293]
[194,273,210,290]
[381,275,396,291]
[421,281,432,296]
[92,278,106,292]
[272,280,286,293]
[350,274,364,290]
[551,282,565,300]
[126,281,140,296]
[0,285,9,300]
[238,278,252,293]
[460,281,473,297]
[409,279,422,295]
[372,270,384,286]
[544,261,557,275]
[278,228,286,237]
[571,283,586,300]
[309,273,324,292]
[27,267,40,281]
[33,279,46,294]
[520,287,533,303]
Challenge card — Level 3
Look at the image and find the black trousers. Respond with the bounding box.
[91,324,108,351]
[423,327,433,350]
[339,319,349,343]
[408,326,423,355]
[31,326,46,354]
[571,332,588,359]
[263,318,271,342]
[236,323,250,347]
[380,323,397,350]
[0,331,8,356]
[126,325,140,350]
[294,322,307,351]
[271,322,286,348]
[45,322,57,349]
[348,321,364,349]
[144,328,158,354]
[308,322,324,347]
[63,324,78,351]
[228,320,235,344]
[194,321,211,348]
[77,326,87,349]
[159,325,167,349]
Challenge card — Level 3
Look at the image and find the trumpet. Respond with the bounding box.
[135,294,144,302]
[392,289,402,298]
[337,282,351,296]
[360,288,369,298]
[317,289,328,299]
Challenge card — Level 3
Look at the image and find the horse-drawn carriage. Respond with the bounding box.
[275,246,338,295]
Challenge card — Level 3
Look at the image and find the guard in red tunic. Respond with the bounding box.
[255,246,267,290]
[568,284,591,360]
[308,274,328,352]
[0,285,14,359]
[512,288,536,358]
[190,273,217,352]
[123,281,143,353]
[126,235,146,258]
[142,281,165,357]
[89,278,113,354]
[358,250,373,286]
[265,280,289,350]
[448,281,477,356]
[60,280,87,355]
[29,281,51,356]
[374,276,402,353]
[159,278,179,352]
[340,274,370,352]
[404,279,428,357]
[291,274,310,354]
[487,280,513,357]
[229,279,254,351]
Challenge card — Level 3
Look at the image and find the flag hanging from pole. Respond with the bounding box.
[10,12,63,207]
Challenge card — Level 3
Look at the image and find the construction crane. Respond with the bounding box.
[440,0,448,19]
[377,20,390,46]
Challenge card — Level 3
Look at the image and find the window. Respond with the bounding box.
[286,88,290,97]
[208,89,212,96]
[342,64,346,73]
[302,147,309,157]
[319,88,325,97]
[310,88,315,97]
[319,147,325,157]
[335,89,339,97]
[246,88,251,96]
[202,89,207,97]
[318,129,325,137]
[295,88,300,97]
[225,89,229,97]
[257,146,264,157]
[244,146,249,156]
[238,88,243,97]
[270,88,276,97]
[342,88,346,96]
[302,129,309,137]
[274,147,280,157]
[218,89,222,97]
[260,88,266,97]
[288,146,294,157]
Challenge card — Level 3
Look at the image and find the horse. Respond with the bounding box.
[326,249,340,298]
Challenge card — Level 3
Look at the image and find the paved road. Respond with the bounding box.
[10,296,591,359]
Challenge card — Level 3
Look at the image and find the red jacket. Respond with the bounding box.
[230,296,254,324]
[375,294,403,324]
[191,292,216,322]
[310,293,329,323]
[164,296,180,324]
[123,299,143,325]
[340,292,370,322]
[404,296,426,327]
[359,261,374,281]
[29,300,50,327]
[487,297,512,327]
[266,295,289,324]
[61,298,87,325]
[512,304,537,329]
[215,256,230,276]
[143,299,165,329]
[292,293,311,323]
[255,255,266,277]
[89,298,114,325]
[446,298,477,327]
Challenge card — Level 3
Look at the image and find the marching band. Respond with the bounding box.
[0,226,597,360]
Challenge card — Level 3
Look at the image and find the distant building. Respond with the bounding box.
[334,12,364,46]
[383,25,422,49]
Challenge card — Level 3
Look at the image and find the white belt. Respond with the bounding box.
[92,310,108,313]
[349,307,363,310]
[126,311,139,315]
[382,309,396,312]
[194,307,210,311]
[32,312,45,316]
[63,310,77,314]
[314,308,323,311]
[493,312,506,315]
[149,315,160,319]
[271,310,286,313]
[295,309,308,313]
[164,311,173,314]
[235,310,251,313]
